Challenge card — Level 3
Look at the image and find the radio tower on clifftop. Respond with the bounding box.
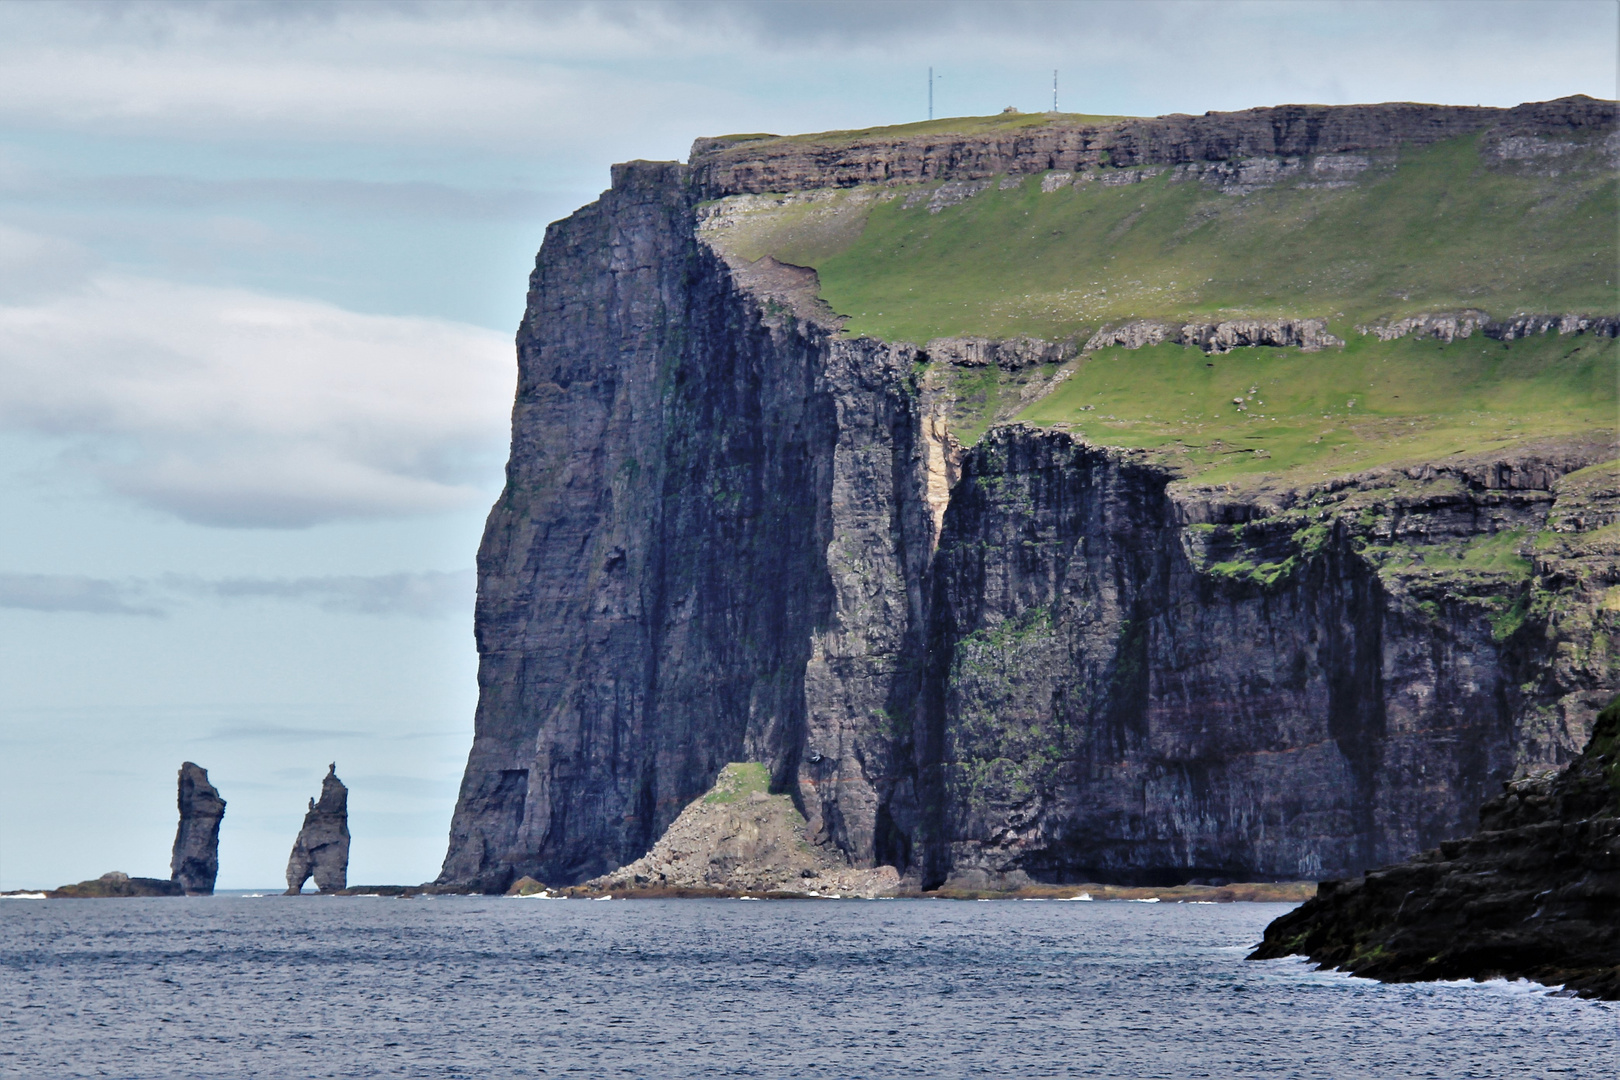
[1053,69,1059,112]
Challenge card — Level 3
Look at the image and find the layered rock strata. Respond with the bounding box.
[1251,697,1620,999]
[1084,318,1343,354]
[437,101,1618,893]
[689,96,1613,198]
[286,765,349,894]
[170,761,225,895]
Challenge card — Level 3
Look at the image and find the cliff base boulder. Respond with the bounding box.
[576,764,900,898]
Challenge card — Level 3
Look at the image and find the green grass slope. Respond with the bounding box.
[1019,331,1614,482]
[703,127,1616,477]
[800,135,1614,339]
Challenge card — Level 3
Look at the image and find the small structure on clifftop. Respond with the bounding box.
[285,764,349,894]
[170,762,225,895]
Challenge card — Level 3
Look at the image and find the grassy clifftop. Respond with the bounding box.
[701,123,1616,478]
[710,133,1614,340]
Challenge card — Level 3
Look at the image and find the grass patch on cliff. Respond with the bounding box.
[703,762,772,804]
[799,132,1615,342]
[1012,331,1616,482]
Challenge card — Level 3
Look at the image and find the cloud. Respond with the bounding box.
[32,175,547,222]
[0,570,473,618]
[0,223,101,303]
[176,569,474,618]
[0,262,513,526]
[0,572,164,616]
[200,724,368,742]
[0,2,1609,158]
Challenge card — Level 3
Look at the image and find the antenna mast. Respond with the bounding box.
[1053,69,1058,112]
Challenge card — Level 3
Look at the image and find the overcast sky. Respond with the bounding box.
[1,0,1615,891]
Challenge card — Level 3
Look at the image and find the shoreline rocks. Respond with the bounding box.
[285,764,350,895]
[48,871,182,899]
[1250,696,1620,999]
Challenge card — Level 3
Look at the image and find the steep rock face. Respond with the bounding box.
[439,104,1618,892]
[437,161,936,890]
[285,765,349,894]
[922,430,1613,886]
[1251,697,1620,998]
[170,762,225,895]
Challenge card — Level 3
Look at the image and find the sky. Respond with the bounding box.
[1,0,1615,891]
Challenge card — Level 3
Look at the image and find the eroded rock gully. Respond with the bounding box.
[437,108,1618,894]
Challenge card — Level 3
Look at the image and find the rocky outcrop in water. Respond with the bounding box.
[435,102,1618,894]
[49,871,182,898]
[1251,696,1620,998]
[286,765,349,894]
[170,762,224,895]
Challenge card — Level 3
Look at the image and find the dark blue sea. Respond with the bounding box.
[2,894,1615,1078]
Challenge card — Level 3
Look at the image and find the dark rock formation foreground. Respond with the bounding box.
[170,761,225,895]
[286,764,350,894]
[1251,697,1620,998]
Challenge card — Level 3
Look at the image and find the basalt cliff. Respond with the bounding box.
[437,97,1618,893]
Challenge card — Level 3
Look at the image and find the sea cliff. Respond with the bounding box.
[437,97,1617,892]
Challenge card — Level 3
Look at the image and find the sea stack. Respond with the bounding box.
[285,764,350,894]
[170,762,225,895]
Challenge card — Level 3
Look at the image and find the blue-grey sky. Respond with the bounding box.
[1,0,1615,890]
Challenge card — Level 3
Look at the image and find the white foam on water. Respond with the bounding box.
[0,893,47,900]
[1128,897,1161,903]
[1060,892,1094,901]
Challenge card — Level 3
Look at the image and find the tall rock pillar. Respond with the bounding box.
[169,761,225,895]
[285,764,350,894]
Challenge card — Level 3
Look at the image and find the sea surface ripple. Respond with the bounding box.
[2,895,1615,1078]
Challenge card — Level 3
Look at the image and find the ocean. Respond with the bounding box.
[2,894,1614,1078]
